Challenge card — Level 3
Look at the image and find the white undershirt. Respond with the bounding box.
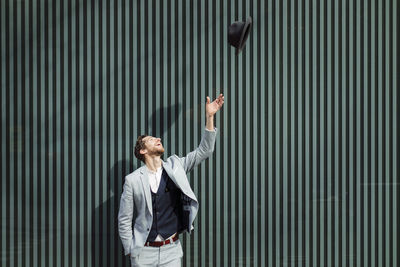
[146,165,175,241]
[147,166,163,193]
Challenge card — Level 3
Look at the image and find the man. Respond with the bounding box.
[118,94,224,266]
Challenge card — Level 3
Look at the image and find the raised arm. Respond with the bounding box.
[205,93,225,131]
[179,94,225,173]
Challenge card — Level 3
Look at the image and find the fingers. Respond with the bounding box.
[218,94,225,106]
[207,94,225,106]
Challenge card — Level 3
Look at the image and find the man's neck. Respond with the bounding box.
[145,156,162,172]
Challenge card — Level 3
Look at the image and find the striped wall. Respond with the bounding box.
[1,0,398,266]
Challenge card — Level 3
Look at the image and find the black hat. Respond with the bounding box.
[228,16,252,55]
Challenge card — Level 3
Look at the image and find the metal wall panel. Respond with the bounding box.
[1,0,398,266]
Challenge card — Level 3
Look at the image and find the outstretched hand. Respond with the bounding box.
[206,94,225,117]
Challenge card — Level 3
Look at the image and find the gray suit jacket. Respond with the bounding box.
[118,128,217,256]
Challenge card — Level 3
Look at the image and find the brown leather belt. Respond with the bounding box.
[145,235,179,247]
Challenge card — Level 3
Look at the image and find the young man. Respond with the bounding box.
[118,94,224,267]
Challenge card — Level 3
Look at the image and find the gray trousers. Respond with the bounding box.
[130,240,183,267]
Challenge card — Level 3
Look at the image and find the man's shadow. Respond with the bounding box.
[91,104,182,267]
[91,159,135,267]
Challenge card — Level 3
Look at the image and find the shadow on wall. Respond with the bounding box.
[147,103,183,138]
[91,103,182,266]
[92,159,135,267]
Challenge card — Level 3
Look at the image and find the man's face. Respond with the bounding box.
[141,136,165,157]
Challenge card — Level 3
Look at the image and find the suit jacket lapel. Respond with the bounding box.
[139,167,153,216]
[162,162,175,178]
[162,161,198,202]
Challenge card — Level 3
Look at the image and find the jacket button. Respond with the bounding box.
[147,228,149,231]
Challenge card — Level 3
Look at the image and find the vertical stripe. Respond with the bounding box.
[21,1,27,266]
[395,2,399,267]
[352,0,358,265]
[83,0,89,265]
[0,0,3,262]
[388,1,394,267]
[13,1,19,267]
[90,0,97,266]
[345,0,351,265]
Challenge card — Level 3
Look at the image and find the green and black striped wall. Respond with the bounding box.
[1,0,398,266]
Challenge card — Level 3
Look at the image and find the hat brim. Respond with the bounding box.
[236,16,252,55]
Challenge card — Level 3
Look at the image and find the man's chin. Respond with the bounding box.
[155,150,164,157]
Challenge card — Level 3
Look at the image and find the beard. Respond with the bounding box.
[154,151,164,157]
[153,147,165,157]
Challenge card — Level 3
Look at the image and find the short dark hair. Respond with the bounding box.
[134,135,148,163]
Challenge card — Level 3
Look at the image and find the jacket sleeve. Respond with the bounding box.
[178,127,218,173]
[118,177,134,255]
